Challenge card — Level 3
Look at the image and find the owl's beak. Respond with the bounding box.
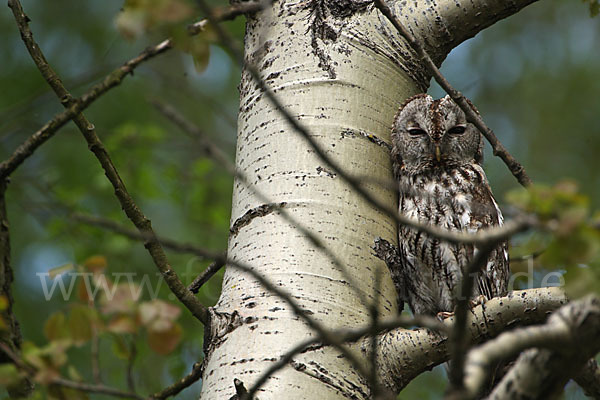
[434,145,441,162]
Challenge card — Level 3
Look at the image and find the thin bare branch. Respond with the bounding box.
[372,0,532,187]
[149,362,203,399]
[465,296,600,399]
[9,0,209,324]
[70,209,226,292]
[447,242,498,394]
[0,179,33,397]
[245,313,446,398]
[1,0,263,179]
[188,259,226,294]
[71,212,224,261]
[0,342,143,400]
[574,359,600,399]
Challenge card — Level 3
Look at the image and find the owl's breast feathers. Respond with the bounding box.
[397,163,509,315]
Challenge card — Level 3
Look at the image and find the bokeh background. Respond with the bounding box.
[0,0,598,398]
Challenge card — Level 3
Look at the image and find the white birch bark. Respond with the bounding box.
[200,1,538,398]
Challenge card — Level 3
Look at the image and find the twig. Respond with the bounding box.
[70,212,227,292]
[0,179,34,397]
[0,342,143,399]
[447,242,497,395]
[127,337,137,393]
[52,378,145,400]
[245,313,446,398]
[89,296,102,384]
[375,288,568,393]
[9,0,209,325]
[226,260,372,380]
[149,362,203,399]
[574,359,600,399]
[1,0,263,180]
[188,259,226,293]
[464,296,600,398]
[372,0,532,187]
[233,378,248,399]
[71,212,224,261]
[480,296,600,400]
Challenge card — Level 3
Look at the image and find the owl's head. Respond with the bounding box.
[391,94,483,177]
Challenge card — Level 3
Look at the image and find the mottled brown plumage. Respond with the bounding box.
[390,94,509,316]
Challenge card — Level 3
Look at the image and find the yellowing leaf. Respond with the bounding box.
[139,299,181,332]
[115,9,146,40]
[83,255,107,273]
[191,41,210,74]
[147,322,182,355]
[107,314,138,334]
[48,263,75,279]
[99,282,140,315]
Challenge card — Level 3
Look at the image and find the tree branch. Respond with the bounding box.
[1,0,263,180]
[465,296,600,399]
[70,212,224,261]
[149,362,203,399]
[245,313,446,399]
[374,287,568,393]
[373,0,532,187]
[0,180,34,397]
[574,358,600,399]
[447,242,498,394]
[9,0,209,325]
[0,342,143,399]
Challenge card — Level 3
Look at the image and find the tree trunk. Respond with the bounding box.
[200,1,537,398]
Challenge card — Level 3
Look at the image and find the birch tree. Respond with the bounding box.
[3,0,600,399]
[199,1,599,398]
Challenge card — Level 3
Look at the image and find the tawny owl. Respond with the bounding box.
[390,94,509,316]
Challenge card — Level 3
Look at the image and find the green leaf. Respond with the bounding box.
[0,363,21,386]
[110,334,131,360]
[583,0,600,17]
[564,264,600,298]
[44,312,69,342]
[68,305,95,345]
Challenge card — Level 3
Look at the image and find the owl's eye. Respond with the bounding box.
[448,125,466,135]
[408,128,426,136]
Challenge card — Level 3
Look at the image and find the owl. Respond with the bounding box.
[389,94,509,317]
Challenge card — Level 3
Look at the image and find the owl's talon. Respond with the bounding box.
[470,295,488,308]
[436,311,454,320]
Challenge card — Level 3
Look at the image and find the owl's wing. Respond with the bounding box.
[468,173,510,299]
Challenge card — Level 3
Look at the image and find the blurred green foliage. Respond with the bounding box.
[0,0,598,398]
[1,0,239,397]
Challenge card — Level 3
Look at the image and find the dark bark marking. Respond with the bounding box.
[303,0,372,78]
[230,202,287,237]
[340,128,392,150]
[316,166,337,178]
